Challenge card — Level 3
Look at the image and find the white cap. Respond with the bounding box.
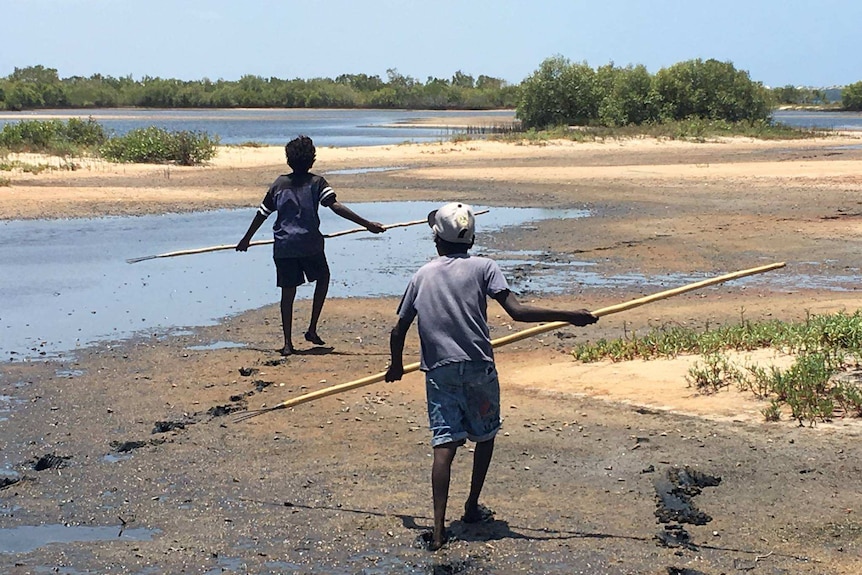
[427,202,475,244]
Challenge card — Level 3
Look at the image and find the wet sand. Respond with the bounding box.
[3,134,862,573]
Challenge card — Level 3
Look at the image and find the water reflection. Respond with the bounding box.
[0,524,157,554]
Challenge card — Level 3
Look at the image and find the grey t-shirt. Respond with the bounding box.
[397,253,510,371]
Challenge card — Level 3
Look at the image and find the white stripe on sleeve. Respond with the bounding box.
[320,186,336,204]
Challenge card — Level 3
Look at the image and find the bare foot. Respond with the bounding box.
[279,345,295,356]
[429,532,447,552]
[417,530,449,552]
[462,503,494,524]
[304,331,325,346]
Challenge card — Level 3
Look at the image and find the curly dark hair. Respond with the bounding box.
[285,135,316,173]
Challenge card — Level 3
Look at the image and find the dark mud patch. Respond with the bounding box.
[666,568,709,575]
[207,403,245,417]
[109,438,165,453]
[654,466,722,551]
[31,453,71,471]
[226,378,274,403]
[0,476,20,490]
[656,524,695,549]
[238,366,258,377]
[152,419,191,434]
[428,556,479,575]
[654,466,722,526]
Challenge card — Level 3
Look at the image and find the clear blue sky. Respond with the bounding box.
[2,0,859,88]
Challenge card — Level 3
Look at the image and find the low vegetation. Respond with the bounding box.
[492,117,827,144]
[571,311,862,426]
[99,127,218,165]
[0,117,106,156]
[0,119,218,166]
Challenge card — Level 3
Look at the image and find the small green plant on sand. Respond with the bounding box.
[572,311,862,425]
[686,352,744,393]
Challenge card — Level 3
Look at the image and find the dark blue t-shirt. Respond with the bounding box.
[257,172,336,258]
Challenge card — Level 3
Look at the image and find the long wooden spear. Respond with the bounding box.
[126,209,490,263]
[234,261,785,422]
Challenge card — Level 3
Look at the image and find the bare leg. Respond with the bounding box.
[305,270,330,345]
[279,286,297,355]
[463,438,495,522]
[431,444,458,551]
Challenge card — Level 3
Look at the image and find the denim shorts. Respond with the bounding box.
[425,361,501,447]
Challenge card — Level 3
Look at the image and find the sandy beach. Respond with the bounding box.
[3,133,862,573]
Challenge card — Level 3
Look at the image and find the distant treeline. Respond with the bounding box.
[1,63,860,125]
[0,66,518,111]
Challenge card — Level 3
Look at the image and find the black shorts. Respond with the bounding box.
[275,252,330,288]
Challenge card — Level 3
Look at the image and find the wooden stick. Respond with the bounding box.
[234,261,785,422]
[126,209,489,263]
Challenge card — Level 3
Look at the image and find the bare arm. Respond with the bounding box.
[384,315,413,381]
[492,290,597,326]
[328,200,386,233]
[236,212,268,251]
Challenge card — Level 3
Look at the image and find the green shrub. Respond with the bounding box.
[842,81,862,111]
[0,117,106,154]
[99,127,218,165]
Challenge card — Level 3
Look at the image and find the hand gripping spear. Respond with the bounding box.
[234,261,785,422]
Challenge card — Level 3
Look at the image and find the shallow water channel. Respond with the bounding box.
[1,202,588,361]
[0,201,819,363]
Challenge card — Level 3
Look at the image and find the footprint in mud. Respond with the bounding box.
[31,453,72,471]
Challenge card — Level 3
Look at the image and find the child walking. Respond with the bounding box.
[237,135,385,355]
[385,201,598,551]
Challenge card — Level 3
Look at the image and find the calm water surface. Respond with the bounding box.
[0,203,592,361]
[0,108,517,147]
[0,109,858,149]
[0,201,846,363]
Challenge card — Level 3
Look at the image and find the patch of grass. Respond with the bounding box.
[1,119,219,166]
[572,311,862,425]
[493,118,827,144]
[0,175,10,187]
[0,159,79,174]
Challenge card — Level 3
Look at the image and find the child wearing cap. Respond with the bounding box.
[385,201,598,551]
[237,135,385,355]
